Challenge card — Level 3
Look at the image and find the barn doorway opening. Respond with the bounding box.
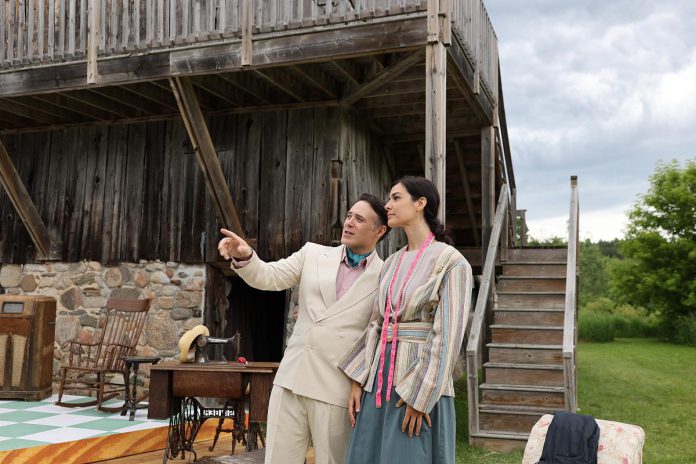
[224,278,285,362]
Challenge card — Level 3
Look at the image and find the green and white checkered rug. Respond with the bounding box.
[0,394,167,451]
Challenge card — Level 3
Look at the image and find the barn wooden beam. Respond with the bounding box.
[169,77,244,235]
[455,140,481,246]
[0,100,340,136]
[425,43,447,223]
[122,82,179,111]
[0,139,61,260]
[217,72,274,105]
[252,69,307,102]
[90,87,172,114]
[340,50,424,107]
[65,90,142,118]
[290,65,338,99]
[193,75,245,107]
[0,98,66,126]
[33,93,121,120]
[331,59,361,88]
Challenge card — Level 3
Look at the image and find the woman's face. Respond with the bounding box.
[385,183,425,228]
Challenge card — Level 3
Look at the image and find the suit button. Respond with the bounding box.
[305,346,312,351]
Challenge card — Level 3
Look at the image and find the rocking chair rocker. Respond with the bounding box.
[56,298,151,411]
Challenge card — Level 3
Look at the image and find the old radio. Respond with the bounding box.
[0,295,56,400]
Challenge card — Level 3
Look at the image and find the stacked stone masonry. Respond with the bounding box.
[0,261,205,396]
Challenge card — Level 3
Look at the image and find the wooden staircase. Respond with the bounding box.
[473,247,569,449]
[466,179,579,452]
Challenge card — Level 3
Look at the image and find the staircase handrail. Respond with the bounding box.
[562,176,579,412]
[466,183,509,438]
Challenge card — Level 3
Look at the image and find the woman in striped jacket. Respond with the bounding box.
[339,176,473,463]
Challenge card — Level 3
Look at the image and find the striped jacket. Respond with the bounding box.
[339,243,473,414]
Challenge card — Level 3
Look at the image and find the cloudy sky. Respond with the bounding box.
[484,0,696,241]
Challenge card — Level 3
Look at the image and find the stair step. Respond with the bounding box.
[490,325,564,344]
[469,432,528,452]
[480,383,566,408]
[497,291,565,309]
[498,276,566,292]
[493,308,565,326]
[479,405,554,434]
[503,263,567,277]
[485,362,565,387]
[508,248,567,262]
[488,343,563,364]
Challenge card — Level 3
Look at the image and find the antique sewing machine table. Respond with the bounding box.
[148,362,279,463]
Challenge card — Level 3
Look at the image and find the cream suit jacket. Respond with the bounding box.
[232,242,383,407]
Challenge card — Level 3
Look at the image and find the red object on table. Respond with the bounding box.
[237,357,247,364]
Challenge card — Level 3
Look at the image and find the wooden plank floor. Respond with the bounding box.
[96,441,316,464]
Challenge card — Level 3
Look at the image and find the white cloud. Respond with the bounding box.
[527,204,630,242]
[484,0,696,235]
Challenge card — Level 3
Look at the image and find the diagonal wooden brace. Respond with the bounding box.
[169,77,244,236]
[0,139,62,260]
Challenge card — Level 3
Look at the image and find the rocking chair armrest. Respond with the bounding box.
[62,340,100,350]
[105,342,135,352]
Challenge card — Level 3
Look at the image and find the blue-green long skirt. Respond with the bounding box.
[344,343,455,464]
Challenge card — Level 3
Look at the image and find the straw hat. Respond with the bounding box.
[178,325,210,363]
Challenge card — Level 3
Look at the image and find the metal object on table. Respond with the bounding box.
[193,332,240,364]
[120,355,160,421]
[148,362,278,464]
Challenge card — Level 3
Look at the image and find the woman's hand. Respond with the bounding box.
[218,228,253,260]
[348,381,363,428]
[396,398,431,437]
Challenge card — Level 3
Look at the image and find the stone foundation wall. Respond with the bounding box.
[0,261,206,395]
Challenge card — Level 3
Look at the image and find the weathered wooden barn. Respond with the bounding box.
[0,0,579,452]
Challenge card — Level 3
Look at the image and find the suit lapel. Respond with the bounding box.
[317,255,382,321]
[317,245,342,311]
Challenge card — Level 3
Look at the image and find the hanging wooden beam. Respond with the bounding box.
[425,42,447,223]
[340,50,424,107]
[0,139,61,260]
[455,140,480,246]
[169,77,244,236]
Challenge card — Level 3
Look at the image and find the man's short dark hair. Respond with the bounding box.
[357,193,391,241]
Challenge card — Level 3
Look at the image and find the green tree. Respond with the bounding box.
[579,240,612,308]
[609,160,696,336]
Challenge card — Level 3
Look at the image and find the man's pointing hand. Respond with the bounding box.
[218,228,253,261]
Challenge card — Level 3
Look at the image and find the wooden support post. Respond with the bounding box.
[0,139,61,260]
[87,0,99,84]
[481,125,495,261]
[518,208,527,246]
[454,140,480,246]
[241,0,253,66]
[425,43,447,223]
[169,77,244,236]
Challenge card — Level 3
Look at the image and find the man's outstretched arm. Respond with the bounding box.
[218,228,306,291]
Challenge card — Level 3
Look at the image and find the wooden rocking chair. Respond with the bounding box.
[56,298,152,411]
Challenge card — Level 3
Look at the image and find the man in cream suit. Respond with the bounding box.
[217,194,389,464]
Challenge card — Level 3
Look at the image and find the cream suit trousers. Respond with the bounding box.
[264,385,352,464]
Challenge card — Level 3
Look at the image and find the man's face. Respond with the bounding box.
[341,200,384,252]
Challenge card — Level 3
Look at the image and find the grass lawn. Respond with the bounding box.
[578,338,696,463]
[453,338,696,463]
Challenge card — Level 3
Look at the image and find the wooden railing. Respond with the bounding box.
[0,0,427,68]
[449,0,499,104]
[466,182,508,439]
[563,176,579,412]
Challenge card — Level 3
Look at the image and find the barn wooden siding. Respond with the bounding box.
[0,107,397,264]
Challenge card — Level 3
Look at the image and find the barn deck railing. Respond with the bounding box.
[1,0,499,101]
[465,182,509,440]
[449,0,498,104]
